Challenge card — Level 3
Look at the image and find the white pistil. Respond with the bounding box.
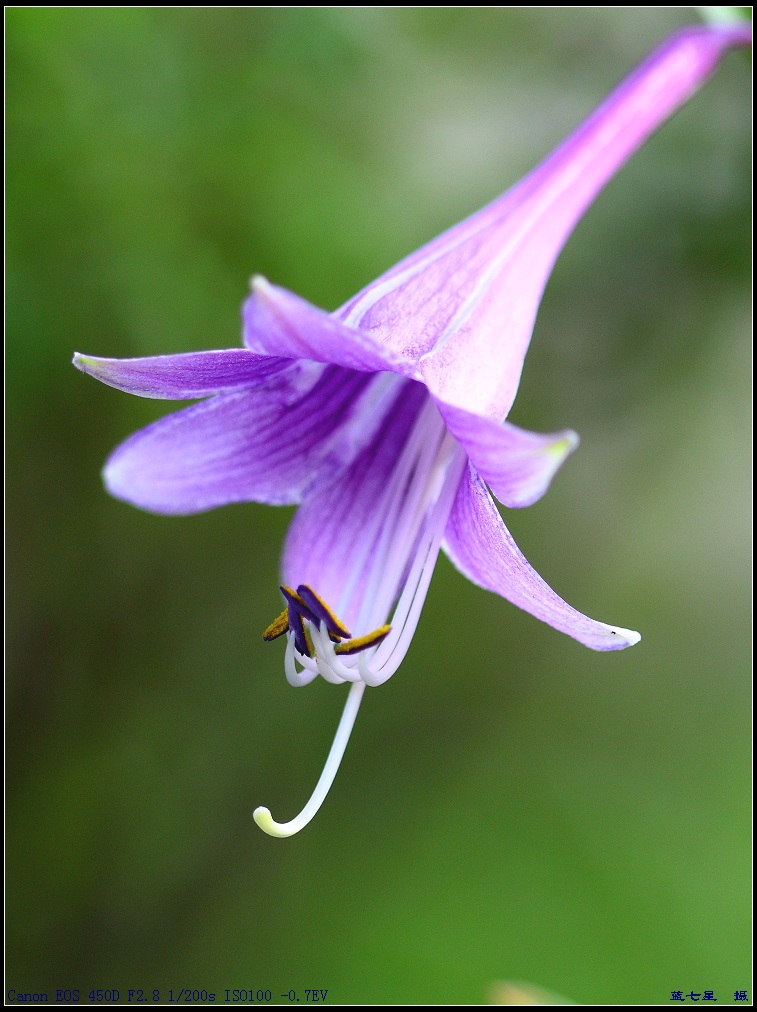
[255,392,467,837]
[253,680,366,838]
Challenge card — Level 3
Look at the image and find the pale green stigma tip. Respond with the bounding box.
[253,806,294,839]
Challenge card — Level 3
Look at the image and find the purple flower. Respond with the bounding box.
[73,23,750,837]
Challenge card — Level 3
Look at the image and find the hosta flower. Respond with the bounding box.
[74,23,750,837]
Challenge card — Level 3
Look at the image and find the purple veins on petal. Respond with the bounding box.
[443,465,641,652]
[431,396,579,509]
[335,26,753,423]
[102,366,375,514]
[280,379,432,632]
[244,275,414,377]
[72,349,301,401]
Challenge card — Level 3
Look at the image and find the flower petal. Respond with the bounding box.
[281,379,428,631]
[443,464,640,651]
[337,25,751,420]
[103,366,374,514]
[430,393,578,508]
[243,275,414,376]
[73,349,309,400]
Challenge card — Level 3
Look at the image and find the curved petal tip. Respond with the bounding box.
[73,351,100,376]
[607,626,641,650]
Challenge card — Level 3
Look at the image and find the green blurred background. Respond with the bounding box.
[7,7,750,1005]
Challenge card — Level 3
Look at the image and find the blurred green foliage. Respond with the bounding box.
[7,8,750,1005]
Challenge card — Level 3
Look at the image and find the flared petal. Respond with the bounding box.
[72,349,303,400]
[443,464,640,650]
[281,379,429,632]
[103,366,375,514]
[243,275,414,376]
[336,25,751,421]
[431,394,578,508]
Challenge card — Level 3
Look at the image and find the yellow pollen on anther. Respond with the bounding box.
[262,608,289,642]
[334,624,392,655]
[280,584,306,607]
[304,626,315,658]
[263,585,381,659]
[298,584,352,639]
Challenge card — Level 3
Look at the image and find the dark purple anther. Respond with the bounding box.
[297,585,351,640]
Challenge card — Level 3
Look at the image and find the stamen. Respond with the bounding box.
[289,607,313,655]
[297,585,351,640]
[262,608,289,642]
[280,584,307,611]
[280,586,313,656]
[334,625,392,655]
[311,629,351,685]
[303,624,314,659]
[285,634,319,687]
[253,680,366,838]
[309,624,360,683]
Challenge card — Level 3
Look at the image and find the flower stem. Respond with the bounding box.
[253,680,366,838]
